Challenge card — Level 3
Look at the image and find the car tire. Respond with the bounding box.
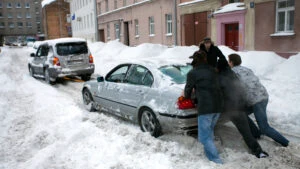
[81,74,91,81]
[44,68,55,85]
[139,108,162,138]
[82,89,96,112]
[29,66,35,78]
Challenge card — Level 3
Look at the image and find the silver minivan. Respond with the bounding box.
[28,38,95,84]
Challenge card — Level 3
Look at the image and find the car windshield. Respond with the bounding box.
[159,65,192,84]
[56,42,88,55]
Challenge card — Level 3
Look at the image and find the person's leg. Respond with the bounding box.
[247,116,261,139]
[198,114,222,164]
[253,99,289,146]
[230,112,266,157]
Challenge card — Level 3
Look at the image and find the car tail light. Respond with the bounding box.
[89,54,94,63]
[177,96,195,110]
[53,57,60,66]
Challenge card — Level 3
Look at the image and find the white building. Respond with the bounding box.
[69,0,97,42]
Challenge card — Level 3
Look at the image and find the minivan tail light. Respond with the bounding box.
[89,54,94,63]
[53,57,60,66]
[177,96,195,110]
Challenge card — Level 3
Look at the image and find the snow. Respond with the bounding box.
[178,0,206,7]
[214,2,246,15]
[270,32,296,37]
[41,0,56,8]
[0,43,300,169]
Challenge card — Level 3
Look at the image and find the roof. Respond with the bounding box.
[40,38,87,46]
[214,2,246,15]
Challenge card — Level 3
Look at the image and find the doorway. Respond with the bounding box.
[123,22,129,46]
[225,23,239,51]
[99,29,105,42]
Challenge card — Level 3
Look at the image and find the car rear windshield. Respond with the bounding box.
[56,42,88,55]
[159,65,192,84]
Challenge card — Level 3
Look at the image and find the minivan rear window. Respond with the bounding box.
[56,42,88,55]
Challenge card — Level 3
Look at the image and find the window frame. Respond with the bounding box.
[275,0,295,33]
[7,2,12,8]
[165,14,173,36]
[149,16,155,36]
[25,2,30,8]
[125,65,154,87]
[114,23,120,40]
[16,2,21,8]
[134,19,139,37]
[105,64,132,83]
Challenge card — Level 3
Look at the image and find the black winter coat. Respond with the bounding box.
[199,43,226,68]
[184,64,223,115]
[218,67,248,113]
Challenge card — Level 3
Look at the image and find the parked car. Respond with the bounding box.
[28,38,95,84]
[82,61,198,137]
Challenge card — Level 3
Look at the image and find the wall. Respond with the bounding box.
[255,1,300,55]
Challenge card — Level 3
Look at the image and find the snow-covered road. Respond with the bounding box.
[0,46,299,169]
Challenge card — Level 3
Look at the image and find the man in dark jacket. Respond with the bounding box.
[199,37,226,69]
[184,51,223,164]
[217,59,269,158]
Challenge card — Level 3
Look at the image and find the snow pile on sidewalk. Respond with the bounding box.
[1,44,300,169]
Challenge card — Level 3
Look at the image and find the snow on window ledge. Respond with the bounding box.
[270,32,295,37]
[149,34,155,37]
[165,33,173,37]
[135,35,140,38]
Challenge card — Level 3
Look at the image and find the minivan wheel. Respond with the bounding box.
[139,108,162,138]
[44,68,55,85]
[82,89,96,112]
[81,74,91,81]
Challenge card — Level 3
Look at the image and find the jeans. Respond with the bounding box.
[252,99,289,146]
[198,113,222,164]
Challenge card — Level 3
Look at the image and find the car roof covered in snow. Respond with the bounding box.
[39,38,87,46]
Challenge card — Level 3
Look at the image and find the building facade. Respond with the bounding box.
[0,0,44,43]
[42,0,71,40]
[70,0,97,42]
[96,0,179,47]
[178,0,299,57]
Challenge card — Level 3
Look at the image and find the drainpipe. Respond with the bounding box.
[173,0,178,46]
[94,0,99,41]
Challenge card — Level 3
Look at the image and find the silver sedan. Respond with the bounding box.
[82,61,198,137]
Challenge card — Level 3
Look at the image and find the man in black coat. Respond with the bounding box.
[184,51,223,164]
[217,59,269,158]
[199,37,226,69]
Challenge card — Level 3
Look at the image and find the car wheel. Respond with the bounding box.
[81,74,91,81]
[139,108,162,138]
[44,68,55,85]
[29,66,34,77]
[82,89,96,112]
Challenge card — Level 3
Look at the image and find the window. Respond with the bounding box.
[149,16,155,36]
[134,19,139,36]
[115,23,120,39]
[26,12,31,18]
[37,46,49,57]
[25,2,30,8]
[97,2,101,14]
[9,22,14,28]
[16,2,21,8]
[26,22,32,28]
[229,0,240,3]
[7,2,12,8]
[56,42,88,55]
[166,14,172,35]
[8,13,13,18]
[17,13,22,18]
[105,0,108,12]
[127,66,153,86]
[0,12,3,18]
[107,24,110,39]
[276,0,295,32]
[17,22,23,28]
[0,2,2,8]
[123,0,127,6]
[0,22,4,28]
[106,65,130,83]
[114,0,117,9]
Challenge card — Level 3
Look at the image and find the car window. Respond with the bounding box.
[36,46,49,57]
[159,65,192,84]
[106,65,130,83]
[127,65,153,87]
[56,42,88,55]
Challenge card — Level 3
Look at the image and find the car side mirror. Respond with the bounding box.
[30,53,35,57]
[97,76,104,82]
